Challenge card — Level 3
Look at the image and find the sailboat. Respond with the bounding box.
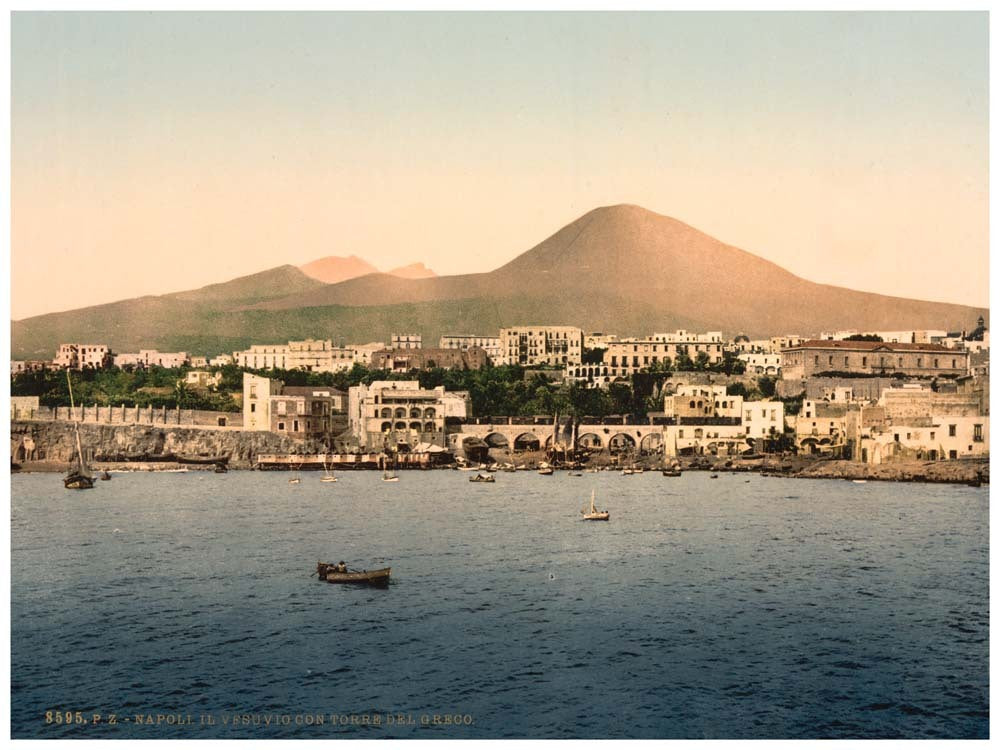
[288,457,301,484]
[581,489,610,521]
[321,456,338,483]
[63,371,95,490]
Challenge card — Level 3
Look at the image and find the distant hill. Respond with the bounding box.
[298,256,437,284]
[299,255,379,284]
[386,262,437,279]
[11,205,987,359]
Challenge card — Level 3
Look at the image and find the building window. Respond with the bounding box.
[250,403,256,413]
[949,424,957,437]
[862,356,867,367]
[930,431,935,440]
[277,422,285,431]
[974,424,983,442]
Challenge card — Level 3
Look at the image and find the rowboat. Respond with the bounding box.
[469,473,495,483]
[316,562,391,587]
[581,490,610,521]
[661,469,682,477]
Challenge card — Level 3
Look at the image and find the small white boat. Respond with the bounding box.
[382,471,399,482]
[288,477,300,484]
[581,489,610,521]
[621,468,634,476]
[852,479,868,484]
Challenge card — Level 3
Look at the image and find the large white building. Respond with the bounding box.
[499,326,584,367]
[348,380,470,451]
[235,339,355,372]
[738,352,782,375]
[54,343,113,370]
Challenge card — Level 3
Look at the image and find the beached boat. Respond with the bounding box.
[661,468,682,477]
[469,472,495,483]
[316,562,391,587]
[581,489,610,521]
[538,466,554,476]
[63,371,95,490]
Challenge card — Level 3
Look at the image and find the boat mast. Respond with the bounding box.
[66,369,86,471]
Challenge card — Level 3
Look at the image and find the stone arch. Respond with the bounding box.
[577,432,602,449]
[394,407,406,419]
[409,421,422,431]
[394,421,407,430]
[640,433,662,453]
[380,421,391,432]
[380,407,392,419]
[423,407,436,419]
[514,432,540,451]
[609,433,637,454]
[484,432,509,448]
[410,408,422,419]
[424,421,436,433]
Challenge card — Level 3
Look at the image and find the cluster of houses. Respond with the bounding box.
[12,316,989,465]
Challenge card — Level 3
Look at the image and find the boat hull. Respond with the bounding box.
[582,512,610,521]
[320,566,391,587]
[64,474,95,490]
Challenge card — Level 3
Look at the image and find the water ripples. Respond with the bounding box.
[10,471,989,738]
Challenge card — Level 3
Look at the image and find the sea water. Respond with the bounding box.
[10,470,989,738]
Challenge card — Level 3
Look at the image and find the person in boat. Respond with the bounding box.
[336,561,348,573]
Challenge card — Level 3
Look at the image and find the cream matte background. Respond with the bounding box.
[12,11,988,319]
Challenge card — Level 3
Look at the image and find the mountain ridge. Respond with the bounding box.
[11,204,987,358]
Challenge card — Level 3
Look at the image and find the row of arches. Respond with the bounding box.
[381,421,437,433]
[476,431,663,453]
[378,407,436,420]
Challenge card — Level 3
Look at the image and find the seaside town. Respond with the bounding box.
[10,318,990,483]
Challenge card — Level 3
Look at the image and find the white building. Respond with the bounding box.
[210,353,234,367]
[243,373,280,431]
[235,339,354,372]
[738,352,782,376]
[347,380,469,451]
[55,344,112,370]
[499,326,584,367]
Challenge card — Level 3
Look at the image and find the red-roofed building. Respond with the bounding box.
[781,340,969,380]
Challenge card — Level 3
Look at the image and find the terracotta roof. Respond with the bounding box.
[783,339,958,353]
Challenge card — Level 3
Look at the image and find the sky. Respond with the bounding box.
[11,11,989,320]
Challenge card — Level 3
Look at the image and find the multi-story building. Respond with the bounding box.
[210,353,234,367]
[235,339,354,372]
[738,352,782,375]
[189,356,208,368]
[371,347,488,372]
[781,340,969,380]
[113,350,189,369]
[584,332,619,349]
[439,335,501,361]
[499,326,584,367]
[391,334,422,350]
[54,344,113,370]
[347,380,470,451]
[350,342,387,366]
[242,373,344,440]
[794,399,850,454]
[11,360,53,376]
[818,329,949,345]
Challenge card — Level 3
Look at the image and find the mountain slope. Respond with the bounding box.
[11,205,987,358]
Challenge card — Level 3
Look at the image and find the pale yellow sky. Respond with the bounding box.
[11,12,988,319]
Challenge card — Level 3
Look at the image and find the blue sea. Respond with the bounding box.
[10,470,989,738]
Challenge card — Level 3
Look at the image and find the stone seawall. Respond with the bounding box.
[10,421,327,469]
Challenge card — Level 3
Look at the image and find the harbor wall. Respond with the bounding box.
[10,420,326,469]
